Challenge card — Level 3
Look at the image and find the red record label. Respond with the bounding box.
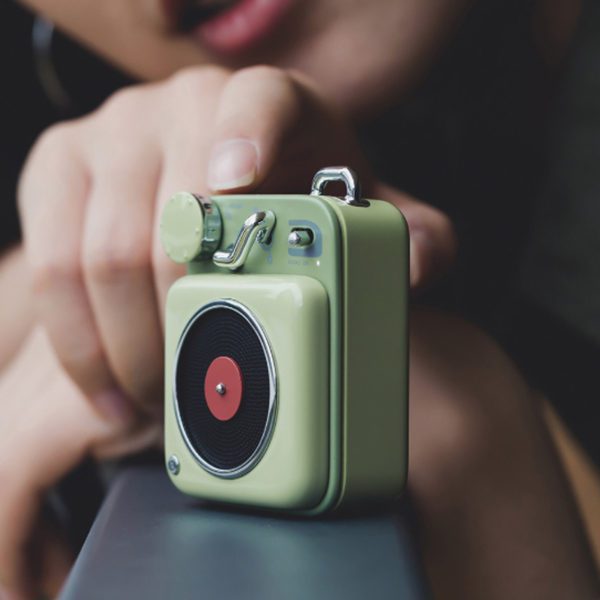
[204,356,244,421]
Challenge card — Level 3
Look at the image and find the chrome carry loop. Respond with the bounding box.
[213,210,276,271]
[310,166,370,207]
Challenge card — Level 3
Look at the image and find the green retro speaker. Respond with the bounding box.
[161,167,408,515]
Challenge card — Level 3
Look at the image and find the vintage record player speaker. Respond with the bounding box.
[161,167,408,515]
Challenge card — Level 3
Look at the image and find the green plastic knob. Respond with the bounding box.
[160,192,222,264]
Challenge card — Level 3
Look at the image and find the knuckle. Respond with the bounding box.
[30,255,81,297]
[98,85,146,123]
[32,122,74,157]
[228,66,304,123]
[92,86,158,144]
[92,144,150,179]
[87,87,161,172]
[18,122,76,206]
[84,238,151,283]
[234,65,298,99]
[234,64,289,86]
[167,65,228,96]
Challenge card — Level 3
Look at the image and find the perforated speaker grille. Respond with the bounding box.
[174,302,275,475]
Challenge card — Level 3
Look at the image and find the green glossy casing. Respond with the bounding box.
[164,193,408,514]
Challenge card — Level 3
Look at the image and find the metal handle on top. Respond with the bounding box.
[310,166,369,207]
[213,210,276,271]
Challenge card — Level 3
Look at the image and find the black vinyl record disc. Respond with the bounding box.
[174,302,275,475]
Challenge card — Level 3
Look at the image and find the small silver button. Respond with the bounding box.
[288,229,314,248]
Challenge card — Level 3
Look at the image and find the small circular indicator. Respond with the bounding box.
[204,356,243,421]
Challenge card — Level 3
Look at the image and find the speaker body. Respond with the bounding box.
[163,185,408,514]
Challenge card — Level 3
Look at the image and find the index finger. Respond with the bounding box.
[206,66,363,194]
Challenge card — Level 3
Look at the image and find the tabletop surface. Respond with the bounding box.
[60,466,429,599]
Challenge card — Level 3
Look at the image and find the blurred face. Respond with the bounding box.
[21,0,471,116]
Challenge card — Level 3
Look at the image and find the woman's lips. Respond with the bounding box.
[190,0,296,54]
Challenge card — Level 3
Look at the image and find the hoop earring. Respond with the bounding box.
[32,16,72,111]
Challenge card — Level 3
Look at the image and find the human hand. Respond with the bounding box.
[0,327,160,599]
[18,66,455,422]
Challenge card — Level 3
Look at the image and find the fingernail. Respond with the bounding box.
[93,388,136,425]
[207,139,258,191]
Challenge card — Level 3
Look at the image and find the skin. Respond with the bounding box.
[18,65,455,422]
[1,0,597,597]
[409,311,598,599]
[21,0,473,117]
[0,322,161,597]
